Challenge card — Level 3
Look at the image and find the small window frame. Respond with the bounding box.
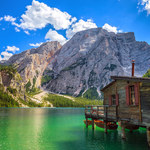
[111,94,116,106]
[126,83,139,106]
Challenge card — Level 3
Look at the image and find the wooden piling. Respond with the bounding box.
[92,119,95,130]
[121,123,126,139]
[86,118,88,128]
[104,121,107,133]
[147,127,150,146]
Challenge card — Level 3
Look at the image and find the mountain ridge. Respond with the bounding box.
[45,28,150,97]
[2,27,150,98]
[5,41,61,90]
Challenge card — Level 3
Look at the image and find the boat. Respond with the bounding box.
[118,122,139,131]
[125,124,139,131]
[94,120,118,130]
[84,120,92,126]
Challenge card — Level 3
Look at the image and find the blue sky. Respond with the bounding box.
[0,0,150,60]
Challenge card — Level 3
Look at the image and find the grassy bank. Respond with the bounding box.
[44,94,103,107]
[18,98,44,107]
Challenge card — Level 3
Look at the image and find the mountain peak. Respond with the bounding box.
[45,28,149,96]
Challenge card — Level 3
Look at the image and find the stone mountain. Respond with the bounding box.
[4,28,150,98]
[5,41,61,91]
[45,28,150,97]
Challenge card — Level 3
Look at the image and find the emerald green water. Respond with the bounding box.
[0,108,149,150]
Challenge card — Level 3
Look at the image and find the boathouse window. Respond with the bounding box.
[126,83,139,106]
[112,95,116,105]
[129,85,135,105]
[109,94,119,106]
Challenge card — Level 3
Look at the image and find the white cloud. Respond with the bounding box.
[45,29,67,45]
[24,31,30,35]
[0,46,19,61]
[1,0,98,42]
[19,0,76,31]
[15,27,20,32]
[1,51,13,60]
[139,0,150,15]
[29,42,43,47]
[3,15,20,32]
[66,19,97,39]
[6,46,20,53]
[0,17,3,21]
[12,21,20,27]
[1,1,99,45]
[102,23,122,34]
[4,15,16,22]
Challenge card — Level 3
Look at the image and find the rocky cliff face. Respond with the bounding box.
[0,69,25,99]
[44,28,150,96]
[6,41,61,89]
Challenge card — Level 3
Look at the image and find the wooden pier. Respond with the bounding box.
[85,105,142,138]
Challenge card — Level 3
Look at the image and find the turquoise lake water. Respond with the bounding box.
[0,108,149,150]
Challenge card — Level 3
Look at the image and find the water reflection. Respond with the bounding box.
[0,108,50,150]
[0,108,149,150]
[83,123,148,150]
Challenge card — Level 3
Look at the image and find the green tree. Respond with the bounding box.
[143,69,150,78]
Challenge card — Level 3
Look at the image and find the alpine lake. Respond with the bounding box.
[0,108,149,150]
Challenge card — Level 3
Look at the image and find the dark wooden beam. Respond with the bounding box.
[92,119,95,130]
[147,127,150,147]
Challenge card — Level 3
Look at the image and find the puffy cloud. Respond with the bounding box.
[0,17,3,21]
[1,1,99,44]
[4,15,16,22]
[0,46,19,61]
[24,31,30,35]
[12,22,20,27]
[3,15,20,32]
[102,23,122,34]
[139,0,150,15]
[66,19,97,39]
[29,42,43,47]
[1,51,13,60]
[1,0,98,41]
[6,46,20,53]
[19,0,76,30]
[45,29,67,45]
[15,27,20,32]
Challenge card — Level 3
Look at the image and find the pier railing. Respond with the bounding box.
[85,105,141,124]
[85,105,118,121]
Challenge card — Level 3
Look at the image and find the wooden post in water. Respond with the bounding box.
[104,121,107,133]
[92,119,95,130]
[86,117,88,128]
[147,127,150,146]
[104,106,108,134]
[121,122,126,139]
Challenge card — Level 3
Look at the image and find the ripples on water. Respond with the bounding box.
[0,108,149,150]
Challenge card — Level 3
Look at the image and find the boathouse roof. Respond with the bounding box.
[101,76,150,92]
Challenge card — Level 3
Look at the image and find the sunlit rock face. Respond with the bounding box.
[6,41,61,88]
[45,28,150,96]
[0,70,25,99]
[4,28,150,97]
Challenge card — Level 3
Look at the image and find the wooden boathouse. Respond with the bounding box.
[85,61,150,145]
